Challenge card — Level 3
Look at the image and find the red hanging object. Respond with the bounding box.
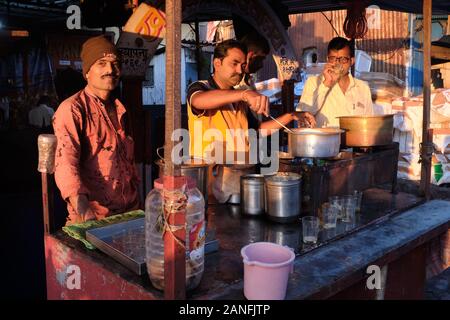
[343,1,369,40]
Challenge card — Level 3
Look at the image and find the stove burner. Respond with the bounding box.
[282,151,357,166]
[353,144,394,154]
[354,147,373,153]
[279,144,397,167]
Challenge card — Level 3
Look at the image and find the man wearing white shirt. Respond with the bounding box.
[297,37,374,128]
[28,95,55,128]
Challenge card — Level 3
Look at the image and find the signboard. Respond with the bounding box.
[117,3,166,78]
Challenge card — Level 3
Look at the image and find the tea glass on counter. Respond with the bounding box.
[341,195,357,223]
[353,190,363,213]
[321,202,338,229]
[302,216,320,244]
[329,196,343,220]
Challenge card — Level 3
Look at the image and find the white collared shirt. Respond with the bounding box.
[297,73,374,127]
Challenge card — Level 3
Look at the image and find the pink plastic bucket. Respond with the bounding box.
[241,242,295,300]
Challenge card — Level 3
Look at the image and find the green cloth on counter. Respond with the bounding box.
[62,210,145,250]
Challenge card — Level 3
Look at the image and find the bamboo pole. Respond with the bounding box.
[41,173,53,234]
[163,0,186,299]
[419,0,432,200]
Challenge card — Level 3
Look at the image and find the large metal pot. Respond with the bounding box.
[287,128,344,158]
[156,157,211,204]
[265,172,301,223]
[339,114,394,147]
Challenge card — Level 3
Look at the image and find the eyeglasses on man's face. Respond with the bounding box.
[327,56,351,64]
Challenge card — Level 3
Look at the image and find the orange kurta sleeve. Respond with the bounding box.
[52,101,89,202]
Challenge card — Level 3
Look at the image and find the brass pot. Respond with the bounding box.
[338,115,394,147]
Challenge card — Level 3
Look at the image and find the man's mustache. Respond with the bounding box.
[101,74,118,79]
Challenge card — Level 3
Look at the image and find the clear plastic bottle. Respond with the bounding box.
[145,177,205,291]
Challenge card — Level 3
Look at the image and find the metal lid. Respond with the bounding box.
[222,164,256,170]
[265,172,301,186]
[154,176,196,189]
[337,114,394,119]
[278,151,294,160]
[156,157,212,168]
[241,174,265,185]
[38,134,57,143]
[182,157,213,167]
[156,147,213,167]
[286,128,344,135]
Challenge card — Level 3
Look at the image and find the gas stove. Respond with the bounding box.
[278,143,399,216]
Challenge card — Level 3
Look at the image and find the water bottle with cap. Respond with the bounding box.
[145,177,205,291]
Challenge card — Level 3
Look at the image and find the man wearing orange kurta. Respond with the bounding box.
[53,35,139,225]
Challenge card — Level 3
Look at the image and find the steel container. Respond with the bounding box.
[240,174,265,216]
[338,114,394,147]
[287,128,344,158]
[156,158,211,204]
[264,172,302,223]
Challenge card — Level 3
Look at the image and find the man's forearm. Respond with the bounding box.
[190,89,244,110]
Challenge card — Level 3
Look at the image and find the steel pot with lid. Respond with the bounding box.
[264,172,302,223]
[338,114,394,147]
[156,148,212,204]
[240,174,265,216]
[287,128,344,158]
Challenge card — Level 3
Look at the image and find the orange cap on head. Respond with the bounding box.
[80,35,119,79]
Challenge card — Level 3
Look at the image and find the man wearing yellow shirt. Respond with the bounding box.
[187,39,310,203]
[187,39,311,162]
[297,37,374,128]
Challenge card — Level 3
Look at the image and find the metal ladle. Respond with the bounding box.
[267,114,295,134]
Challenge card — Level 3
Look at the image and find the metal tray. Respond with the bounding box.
[86,218,219,275]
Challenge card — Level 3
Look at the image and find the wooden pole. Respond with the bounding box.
[420,0,432,200]
[41,173,54,234]
[164,0,186,300]
[447,15,450,35]
[38,134,57,235]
